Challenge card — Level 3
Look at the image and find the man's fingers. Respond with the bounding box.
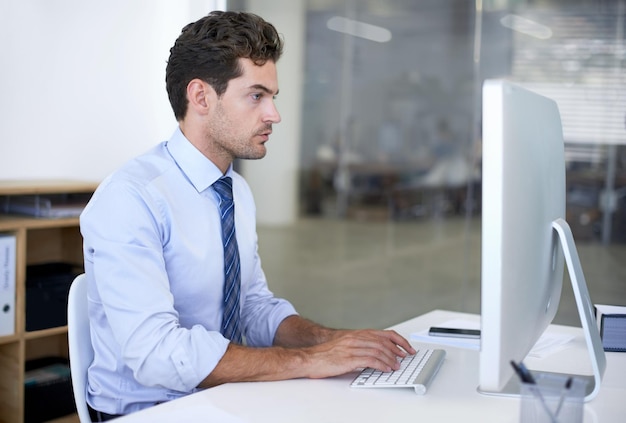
[344,331,413,371]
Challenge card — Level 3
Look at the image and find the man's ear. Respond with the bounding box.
[186,79,216,116]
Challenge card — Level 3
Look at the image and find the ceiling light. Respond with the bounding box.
[500,14,552,40]
[327,16,392,43]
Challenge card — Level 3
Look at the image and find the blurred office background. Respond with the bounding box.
[230,0,626,330]
[1,0,625,331]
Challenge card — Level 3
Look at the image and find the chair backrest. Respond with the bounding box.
[67,273,93,423]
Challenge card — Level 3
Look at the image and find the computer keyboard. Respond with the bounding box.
[350,348,446,395]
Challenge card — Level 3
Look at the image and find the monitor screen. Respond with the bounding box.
[477,79,605,400]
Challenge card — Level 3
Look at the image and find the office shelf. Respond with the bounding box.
[0,180,97,423]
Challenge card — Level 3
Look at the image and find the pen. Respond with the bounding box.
[554,376,573,417]
[510,360,536,384]
[510,361,558,423]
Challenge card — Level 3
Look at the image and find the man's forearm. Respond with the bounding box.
[198,342,309,388]
[198,317,416,389]
[199,316,330,388]
[273,315,346,348]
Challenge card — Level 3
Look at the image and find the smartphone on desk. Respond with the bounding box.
[428,327,481,339]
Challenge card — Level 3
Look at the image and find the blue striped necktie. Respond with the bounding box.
[213,177,242,343]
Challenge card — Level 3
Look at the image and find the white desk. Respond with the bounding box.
[114,310,626,422]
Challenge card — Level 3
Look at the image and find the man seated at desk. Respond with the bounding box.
[80,10,415,421]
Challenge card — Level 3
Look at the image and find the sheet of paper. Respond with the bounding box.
[410,318,575,359]
[527,332,575,359]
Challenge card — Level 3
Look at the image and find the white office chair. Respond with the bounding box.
[67,273,93,423]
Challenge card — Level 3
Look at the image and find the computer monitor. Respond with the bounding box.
[478,79,606,401]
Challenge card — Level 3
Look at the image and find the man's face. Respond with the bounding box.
[205,58,281,164]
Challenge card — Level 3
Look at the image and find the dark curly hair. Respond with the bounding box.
[166,11,284,121]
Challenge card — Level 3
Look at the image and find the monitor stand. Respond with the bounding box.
[550,218,606,401]
[480,218,607,401]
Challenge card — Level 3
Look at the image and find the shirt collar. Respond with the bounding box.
[165,127,233,193]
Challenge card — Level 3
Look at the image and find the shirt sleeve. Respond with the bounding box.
[81,178,229,392]
[240,253,298,347]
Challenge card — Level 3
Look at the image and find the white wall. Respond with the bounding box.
[0,0,221,182]
[0,0,300,226]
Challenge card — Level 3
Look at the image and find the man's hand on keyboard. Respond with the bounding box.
[200,316,418,387]
[303,329,416,379]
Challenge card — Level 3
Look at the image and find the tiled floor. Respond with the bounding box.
[257,217,626,330]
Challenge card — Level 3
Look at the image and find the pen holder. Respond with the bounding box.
[520,374,587,423]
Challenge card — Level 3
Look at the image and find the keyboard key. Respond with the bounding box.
[350,349,446,395]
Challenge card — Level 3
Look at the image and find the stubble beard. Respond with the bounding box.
[211,105,269,161]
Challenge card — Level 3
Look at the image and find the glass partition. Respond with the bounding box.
[233,0,626,330]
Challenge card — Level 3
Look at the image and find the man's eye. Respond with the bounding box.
[251,93,261,100]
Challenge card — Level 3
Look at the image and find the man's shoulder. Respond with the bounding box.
[87,143,177,206]
[119,142,173,181]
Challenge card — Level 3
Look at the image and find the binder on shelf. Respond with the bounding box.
[1,193,90,218]
[0,233,16,336]
[595,304,626,352]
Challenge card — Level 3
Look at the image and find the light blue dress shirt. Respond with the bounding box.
[80,128,297,415]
